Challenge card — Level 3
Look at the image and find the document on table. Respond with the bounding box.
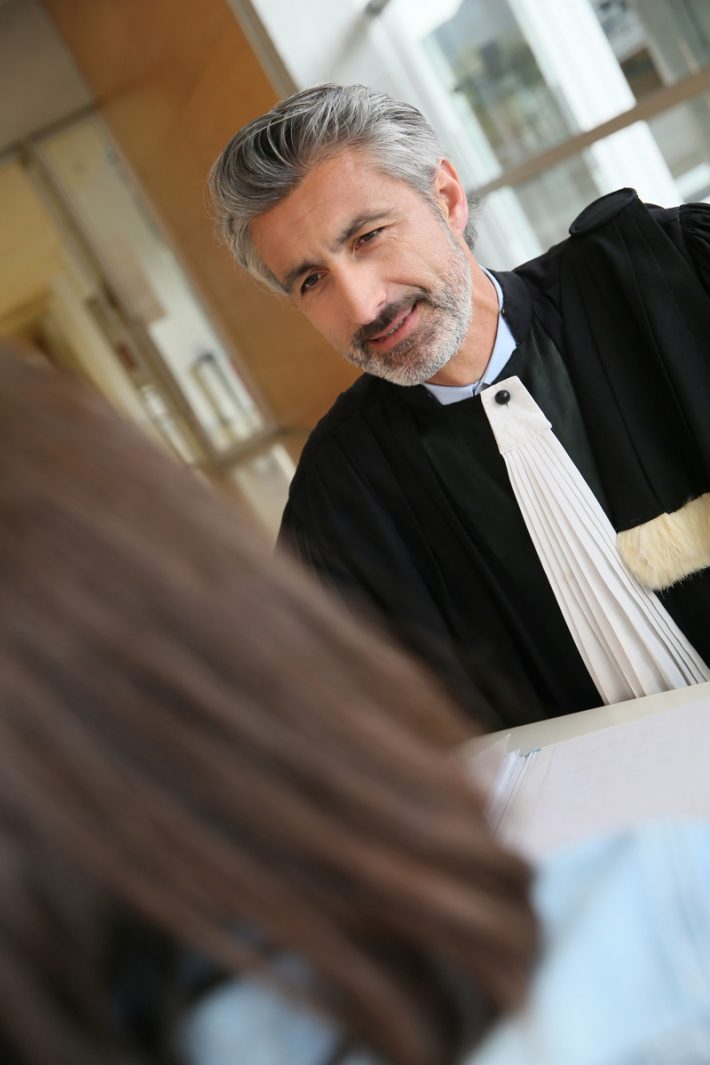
[476,691,710,859]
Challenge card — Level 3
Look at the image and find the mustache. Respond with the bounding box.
[354,291,430,346]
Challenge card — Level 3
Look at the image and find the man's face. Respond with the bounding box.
[251,150,473,386]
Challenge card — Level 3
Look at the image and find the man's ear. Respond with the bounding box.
[433,158,469,238]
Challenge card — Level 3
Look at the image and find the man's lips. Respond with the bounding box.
[367,303,419,350]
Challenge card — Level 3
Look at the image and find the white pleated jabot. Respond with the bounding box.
[480,376,710,706]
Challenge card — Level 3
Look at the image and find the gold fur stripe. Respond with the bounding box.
[617,493,710,590]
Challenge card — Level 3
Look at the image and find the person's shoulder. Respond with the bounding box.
[470,820,710,1065]
[533,818,710,920]
[566,185,703,249]
[510,188,697,296]
[308,374,386,437]
[292,374,397,482]
[509,225,569,299]
[512,189,639,278]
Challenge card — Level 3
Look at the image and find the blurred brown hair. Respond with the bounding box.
[0,346,536,1065]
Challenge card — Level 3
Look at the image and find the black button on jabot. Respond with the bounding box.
[494,389,511,405]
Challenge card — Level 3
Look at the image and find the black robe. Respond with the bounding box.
[279,191,710,729]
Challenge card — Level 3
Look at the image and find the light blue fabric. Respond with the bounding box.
[178,955,379,1065]
[471,820,710,1065]
[179,978,336,1065]
[180,821,710,1065]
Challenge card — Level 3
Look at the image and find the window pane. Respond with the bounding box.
[423,0,579,169]
[501,155,601,252]
[593,0,710,97]
[647,91,710,200]
[484,87,710,262]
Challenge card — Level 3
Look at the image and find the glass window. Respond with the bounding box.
[382,0,710,265]
[498,154,601,252]
[415,0,641,163]
[423,0,578,169]
[494,86,710,256]
[647,91,710,199]
[593,0,710,93]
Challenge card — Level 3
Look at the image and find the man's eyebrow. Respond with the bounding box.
[333,210,390,248]
[281,210,392,294]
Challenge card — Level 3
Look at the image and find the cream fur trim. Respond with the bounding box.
[618,493,710,590]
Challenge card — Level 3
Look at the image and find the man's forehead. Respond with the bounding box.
[257,150,402,232]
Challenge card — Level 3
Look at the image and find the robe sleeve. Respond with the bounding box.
[677,201,710,301]
[278,439,498,725]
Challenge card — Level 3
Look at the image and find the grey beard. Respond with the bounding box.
[343,250,472,387]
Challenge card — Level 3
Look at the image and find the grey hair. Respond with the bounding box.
[209,83,477,289]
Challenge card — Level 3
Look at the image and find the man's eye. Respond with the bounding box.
[355,228,383,249]
[300,273,322,295]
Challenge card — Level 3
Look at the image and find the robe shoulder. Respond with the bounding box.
[510,191,710,300]
[289,374,387,487]
[278,372,409,571]
[676,201,710,293]
[284,372,416,519]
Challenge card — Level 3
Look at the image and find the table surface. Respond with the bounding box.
[467,679,710,858]
[476,679,710,754]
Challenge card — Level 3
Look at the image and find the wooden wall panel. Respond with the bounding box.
[42,0,357,430]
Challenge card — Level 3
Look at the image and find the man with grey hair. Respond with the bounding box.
[211,83,710,728]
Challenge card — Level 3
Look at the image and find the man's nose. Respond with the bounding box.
[336,267,388,327]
